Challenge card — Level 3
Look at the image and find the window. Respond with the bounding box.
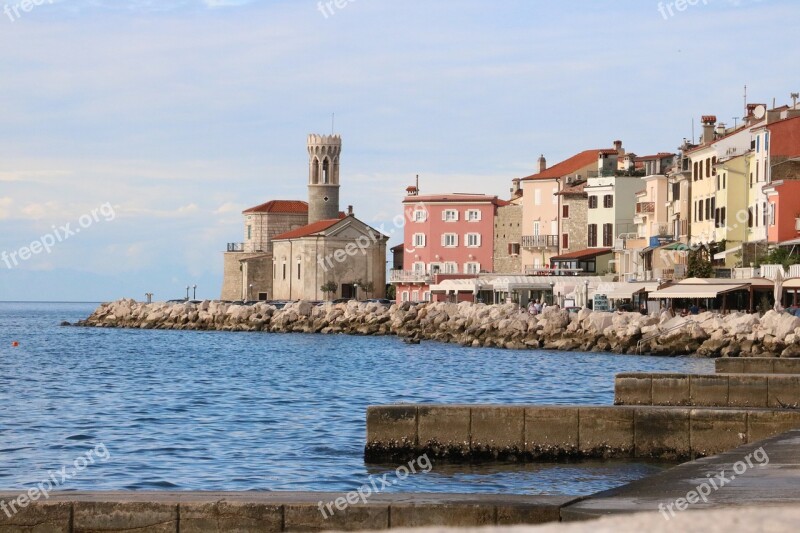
[443,262,458,274]
[401,291,409,302]
[533,221,540,235]
[423,291,431,302]
[442,209,459,222]
[413,233,426,247]
[466,233,481,247]
[763,202,768,226]
[562,205,570,218]
[429,263,441,274]
[588,224,598,247]
[755,204,759,227]
[672,182,681,200]
[712,156,717,175]
[413,209,427,222]
[603,195,614,208]
[693,161,698,181]
[411,291,420,302]
[282,263,287,280]
[723,173,726,189]
[247,225,252,240]
[721,207,727,227]
[562,233,569,249]
[706,198,712,220]
[297,262,301,280]
[756,164,759,182]
[466,209,481,222]
[770,203,776,226]
[698,201,704,222]
[534,189,542,205]
[442,233,458,247]
[699,160,703,180]
[602,223,613,247]
[748,207,754,228]
[766,132,770,151]
[588,196,598,209]
[756,135,761,153]
[413,262,425,273]
[508,243,521,256]
[706,158,711,178]
[464,262,480,274]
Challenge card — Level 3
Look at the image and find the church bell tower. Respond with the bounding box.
[307,134,342,224]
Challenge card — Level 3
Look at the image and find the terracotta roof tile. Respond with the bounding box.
[272,218,343,240]
[521,149,607,180]
[243,200,308,214]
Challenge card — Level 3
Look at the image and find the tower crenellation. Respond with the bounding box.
[307,133,342,223]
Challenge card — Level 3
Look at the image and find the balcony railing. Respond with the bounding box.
[521,235,559,249]
[389,270,432,283]
[227,242,245,252]
[636,202,655,214]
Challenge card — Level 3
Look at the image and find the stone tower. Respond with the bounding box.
[307,134,341,224]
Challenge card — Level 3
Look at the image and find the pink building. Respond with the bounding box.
[390,188,505,302]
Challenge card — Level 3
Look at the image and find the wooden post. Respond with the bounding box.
[749,287,755,313]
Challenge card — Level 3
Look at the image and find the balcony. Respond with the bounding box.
[636,202,655,214]
[227,242,245,252]
[521,235,559,249]
[390,270,432,284]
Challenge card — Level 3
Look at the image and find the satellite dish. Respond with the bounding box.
[754,105,767,119]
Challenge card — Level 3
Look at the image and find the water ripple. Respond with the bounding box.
[0,302,713,495]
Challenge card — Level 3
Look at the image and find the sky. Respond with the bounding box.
[0,0,797,301]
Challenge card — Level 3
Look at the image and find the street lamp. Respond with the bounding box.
[584,279,589,309]
[353,282,360,301]
[248,284,253,302]
[549,281,555,305]
[185,286,190,301]
[192,284,197,300]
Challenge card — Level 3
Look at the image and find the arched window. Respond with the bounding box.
[311,158,320,184]
[322,159,330,184]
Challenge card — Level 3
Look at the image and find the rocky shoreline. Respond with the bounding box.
[75,300,800,358]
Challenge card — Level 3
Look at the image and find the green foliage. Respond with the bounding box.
[687,247,714,278]
[320,281,338,299]
[385,284,396,300]
[760,247,798,270]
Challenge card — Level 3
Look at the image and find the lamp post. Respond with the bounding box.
[353,282,360,301]
[549,281,555,305]
[145,293,153,304]
[185,286,190,301]
[248,284,253,302]
[192,285,197,300]
[584,280,589,309]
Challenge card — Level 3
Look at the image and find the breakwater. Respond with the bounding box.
[77,299,800,357]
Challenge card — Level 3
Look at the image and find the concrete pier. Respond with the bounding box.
[716,357,800,374]
[365,404,800,462]
[0,492,576,532]
[561,429,800,521]
[615,372,800,408]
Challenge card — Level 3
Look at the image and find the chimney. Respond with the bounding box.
[538,154,547,173]
[614,140,624,155]
[510,178,521,195]
[701,115,717,144]
[347,205,353,216]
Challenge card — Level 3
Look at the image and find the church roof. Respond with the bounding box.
[271,216,346,240]
[243,200,308,214]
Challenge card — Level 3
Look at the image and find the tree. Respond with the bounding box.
[361,281,375,299]
[687,247,713,278]
[320,281,338,300]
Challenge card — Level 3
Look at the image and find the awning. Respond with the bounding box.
[594,282,660,300]
[649,284,749,299]
[713,245,742,260]
[551,248,613,262]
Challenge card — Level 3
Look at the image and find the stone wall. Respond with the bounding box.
[221,252,273,301]
[493,204,522,273]
[560,194,587,252]
[78,300,800,359]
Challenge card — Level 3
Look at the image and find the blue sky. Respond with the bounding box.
[0,0,796,301]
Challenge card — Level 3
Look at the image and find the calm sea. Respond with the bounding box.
[0,302,713,495]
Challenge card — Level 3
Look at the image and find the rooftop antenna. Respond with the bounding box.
[743,85,748,117]
[791,93,799,109]
[732,117,739,129]
[691,118,695,144]
[331,113,335,134]
[416,174,419,193]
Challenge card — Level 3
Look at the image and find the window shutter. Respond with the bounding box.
[477,234,482,247]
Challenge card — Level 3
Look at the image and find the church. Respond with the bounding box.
[220,134,388,301]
